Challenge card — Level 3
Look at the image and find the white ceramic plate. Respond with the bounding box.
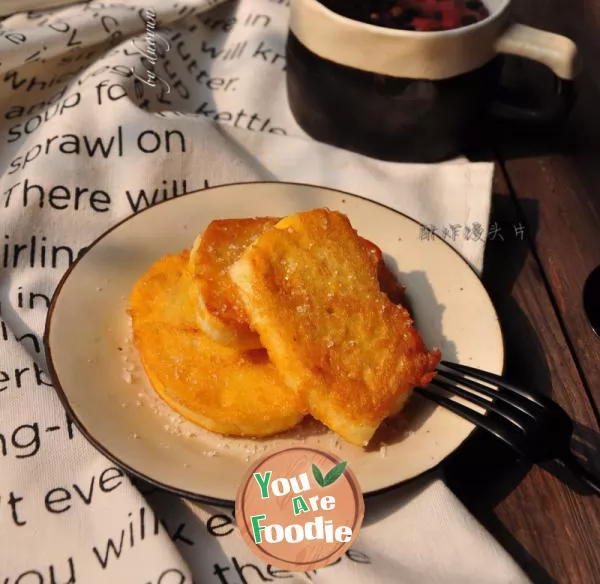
[45,182,504,504]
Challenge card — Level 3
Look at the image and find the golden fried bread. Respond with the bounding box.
[360,237,407,307]
[190,217,407,351]
[229,208,440,446]
[189,218,277,351]
[128,252,305,437]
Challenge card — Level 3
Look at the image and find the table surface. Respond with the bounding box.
[2,2,597,581]
[442,1,600,582]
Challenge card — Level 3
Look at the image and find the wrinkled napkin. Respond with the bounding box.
[0,0,530,582]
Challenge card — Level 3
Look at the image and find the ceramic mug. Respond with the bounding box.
[286,0,580,162]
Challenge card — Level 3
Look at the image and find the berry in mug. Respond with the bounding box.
[320,0,490,32]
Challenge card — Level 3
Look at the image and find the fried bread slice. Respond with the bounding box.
[361,237,407,307]
[189,218,278,351]
[229,208,440,446]
[128,251,305,437]
[190,217,407,351]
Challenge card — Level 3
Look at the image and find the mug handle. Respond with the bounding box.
[490,23,581,123]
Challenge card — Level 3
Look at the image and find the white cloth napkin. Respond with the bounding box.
[0,0,530,582]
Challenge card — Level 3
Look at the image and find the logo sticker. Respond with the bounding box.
[236,446,364,571]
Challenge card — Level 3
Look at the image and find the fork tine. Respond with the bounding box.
[440,361,546,407]
[430,378,528,431]
[415,387,519,451]
[435,369,537,418]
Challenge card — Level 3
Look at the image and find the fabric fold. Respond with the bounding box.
[0,0,528,582]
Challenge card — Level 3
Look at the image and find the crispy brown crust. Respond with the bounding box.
[129,252,305,437]
[189,217,409,350]
[230,209,440,446]
[191,218,278,331]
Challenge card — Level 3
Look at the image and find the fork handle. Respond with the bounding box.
[559,453,600,496]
